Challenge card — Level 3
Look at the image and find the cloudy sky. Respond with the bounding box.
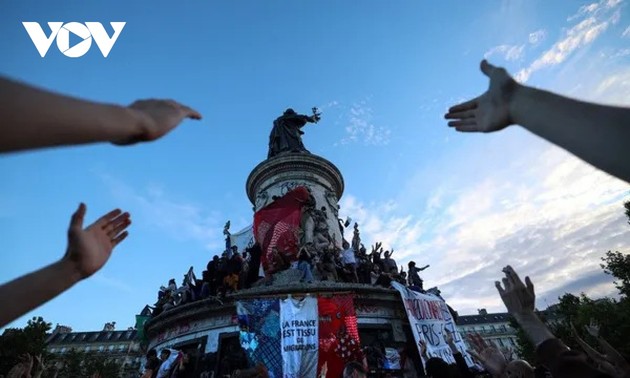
[1,0,629,331]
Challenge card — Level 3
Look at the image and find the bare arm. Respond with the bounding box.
[445,60,630,183]
[0,76,201,153]
[495,266,555,347]
[570,324,606,362]
[0,203,130,327]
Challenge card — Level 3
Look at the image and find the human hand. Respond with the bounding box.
[445,60,519,133]
[114,99,202,145]
[585,319,600,338]
[495,265,535,320]
[62,203,131,279]
[467,333,507,377]
[418,339,428,357]
[445,330,458,353]
[33,354,45,371]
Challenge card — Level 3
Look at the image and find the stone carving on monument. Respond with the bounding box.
[352,222,361,252]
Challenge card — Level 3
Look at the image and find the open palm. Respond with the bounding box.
[445,60,518,133]
[63,203,131,279]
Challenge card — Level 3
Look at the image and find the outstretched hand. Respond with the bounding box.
[114,99,202,145]
[63,203,131,279]
[495,265,535,319]
[585,319,601,338]
[467,333,507,377]
[445,60,518,133]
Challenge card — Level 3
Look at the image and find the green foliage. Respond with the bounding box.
[55,350,122,378]
[548,294,630,358]
[0,316,51,374]
[601,251,630,297]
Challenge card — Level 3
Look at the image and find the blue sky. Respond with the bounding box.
[1,0,629,331]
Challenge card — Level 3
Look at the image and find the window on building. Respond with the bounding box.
[99,345,105,352]
[108,345,114,351]
[50,348,56,353]
[85,346,91,352]
[498,338,504,347]
[61,347,67,353]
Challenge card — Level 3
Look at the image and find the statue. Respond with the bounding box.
[351,222,361,252]
[268,107,321,158]
[223,220,231,257]
[312,207,332,252]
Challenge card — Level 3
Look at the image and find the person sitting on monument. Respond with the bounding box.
[269,246,291,274]
[407,261,430,291]
[206,255,219,296]
[356,244,372,284]
[297,244,315,283]
[317,248,339,282]
[239,250,250,290]
[341,240,359,283]
[381,250,397,274]
[225,249,243,293]
[216,253,229,297]
[370,264,392,288]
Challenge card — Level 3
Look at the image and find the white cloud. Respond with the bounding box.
[340,147,629,315]
[484,44,525,61]
[622,25,630,38]
[593,67,630,105]
[101,175,224,250]
[515,0,621,82]
[528,29,547,45]
[339,100,391,146]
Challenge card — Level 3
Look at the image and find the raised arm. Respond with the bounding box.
[445,60,630,183]
[0,203,130,328]
[0,76,202,153]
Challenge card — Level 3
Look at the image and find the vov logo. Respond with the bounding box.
[22,22,126,58]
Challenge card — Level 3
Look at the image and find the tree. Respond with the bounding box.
[599,200,630,297]
[0,316,51,374]
[601,251,630,298]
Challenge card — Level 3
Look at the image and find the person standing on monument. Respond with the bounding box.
[268,108,320,158]
[407,261,430,291]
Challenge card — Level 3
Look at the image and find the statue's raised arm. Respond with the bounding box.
[268,107,321,159]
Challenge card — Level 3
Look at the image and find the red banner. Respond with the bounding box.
[253,186,310,274]
[317,295,364,378]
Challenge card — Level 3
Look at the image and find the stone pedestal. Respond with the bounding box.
[246,153,345,248]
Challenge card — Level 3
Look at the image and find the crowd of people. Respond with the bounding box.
[149,224,433,318]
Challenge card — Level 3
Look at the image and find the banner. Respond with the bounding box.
[230,224,255,252]
[391,281,474,366]
[253,186,310,274]
[237,294,362,378]
[237,299,283,378]
[281,296,319,378]
[317,295,363,378]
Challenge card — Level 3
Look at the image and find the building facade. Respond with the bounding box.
[45,323,144,376]
[456,309,519,359]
